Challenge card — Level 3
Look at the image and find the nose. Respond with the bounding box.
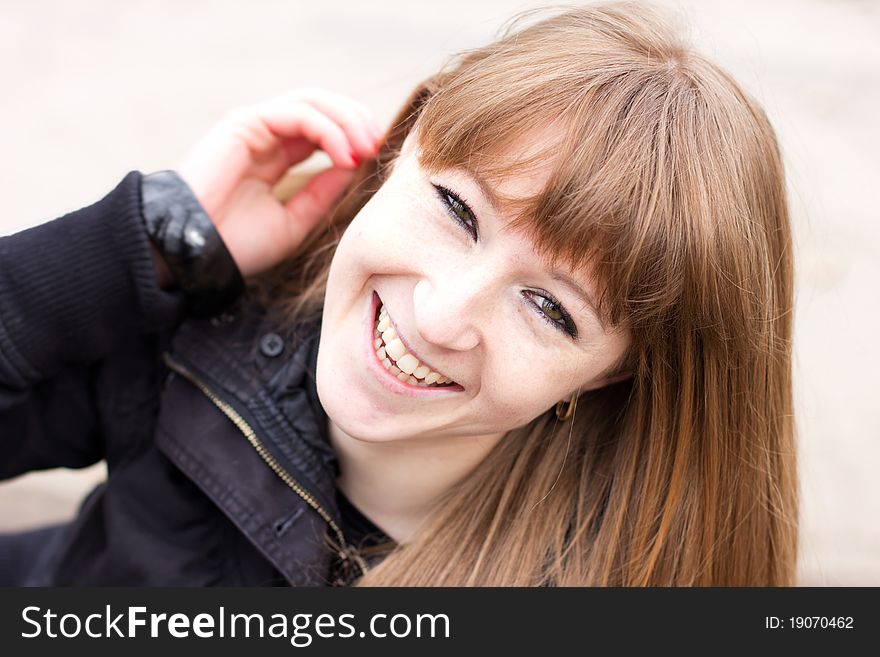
[412,272,491,352]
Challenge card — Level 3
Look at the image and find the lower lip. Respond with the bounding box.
[364,291,463,398]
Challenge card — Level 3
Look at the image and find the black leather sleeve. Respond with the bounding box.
[141,170,244,317]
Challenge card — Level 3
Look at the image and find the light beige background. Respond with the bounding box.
[1,0,877,585]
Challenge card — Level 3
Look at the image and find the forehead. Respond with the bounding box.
[478,132,560,204]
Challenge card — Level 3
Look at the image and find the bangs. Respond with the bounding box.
[415,62,694,331]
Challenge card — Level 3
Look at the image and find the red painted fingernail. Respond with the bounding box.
[350,151,359,167]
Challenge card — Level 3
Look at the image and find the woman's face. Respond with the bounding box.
[316,130,631,444]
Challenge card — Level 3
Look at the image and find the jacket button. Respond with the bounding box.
[260,333,285,357]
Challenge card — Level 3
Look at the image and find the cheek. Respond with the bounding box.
[478,349,562,429]
[480,387,554,432]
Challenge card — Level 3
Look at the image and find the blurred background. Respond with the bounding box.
[0,0,877,585]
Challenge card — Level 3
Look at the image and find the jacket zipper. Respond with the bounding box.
[162,352,369,580]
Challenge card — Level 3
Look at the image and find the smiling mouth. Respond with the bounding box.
[372,301,456,388]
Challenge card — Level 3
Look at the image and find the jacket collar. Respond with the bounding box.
[162,297,342,524]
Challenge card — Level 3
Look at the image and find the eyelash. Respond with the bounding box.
[434,184,479,240]
[432,183,579,340]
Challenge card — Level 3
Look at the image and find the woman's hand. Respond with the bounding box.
[176,89,384,277]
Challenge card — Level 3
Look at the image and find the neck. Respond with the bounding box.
[327,422,503,544]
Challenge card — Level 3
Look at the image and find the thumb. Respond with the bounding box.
[283,166,357,245]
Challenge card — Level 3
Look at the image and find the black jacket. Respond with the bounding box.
[0,172,377,586]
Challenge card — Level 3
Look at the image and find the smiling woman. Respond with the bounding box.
[0,1,796,587]
[315,128,634,548]
[262,2,797,586]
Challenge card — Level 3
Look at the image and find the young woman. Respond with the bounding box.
[0,2,797,586]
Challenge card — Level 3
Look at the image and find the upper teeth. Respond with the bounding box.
[374,305,453,387]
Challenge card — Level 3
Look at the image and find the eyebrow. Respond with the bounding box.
[458,164,506,215]
[550,271,606,329]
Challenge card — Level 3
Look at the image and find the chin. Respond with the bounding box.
[324,406,410,446]
[315,359,401,444]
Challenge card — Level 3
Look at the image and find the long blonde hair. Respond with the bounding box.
[262,1,798,585]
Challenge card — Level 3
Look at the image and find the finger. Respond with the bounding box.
[255,101,360,170]
[286,88,383,158]
[302,92,380,157]
[280,137,318,166]
[302,97,377,161]
[342,97,387,144]
[283,167,357,243]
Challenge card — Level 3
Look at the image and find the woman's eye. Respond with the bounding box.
[523,290,578,339]
[430,184,576,339]
[434,184,478,241]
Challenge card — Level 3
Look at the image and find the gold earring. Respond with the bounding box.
[555,397,575,421]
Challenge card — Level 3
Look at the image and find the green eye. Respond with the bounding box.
[541,298,564,321]
[452,203,471,224]
[522,290,578,339]
[434,184,478,240]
